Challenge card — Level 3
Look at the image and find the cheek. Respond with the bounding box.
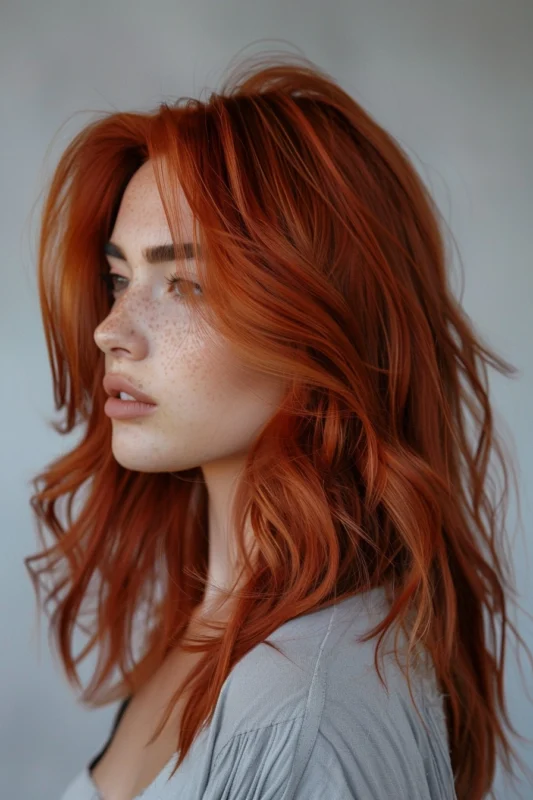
[155,320,286,423]
[156,316,212,382]
[153,324,240,411]
[209,361,287,431]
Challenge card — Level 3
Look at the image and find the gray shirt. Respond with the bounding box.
[59,587,456,799]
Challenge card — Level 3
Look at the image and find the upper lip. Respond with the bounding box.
[103,374,157,405]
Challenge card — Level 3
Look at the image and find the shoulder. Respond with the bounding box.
[215,588,439,738]
[205,589,456,799]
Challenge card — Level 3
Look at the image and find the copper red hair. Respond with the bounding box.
[25,52,529,798]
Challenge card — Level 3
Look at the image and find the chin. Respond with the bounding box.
[110,436,199,474]
[110,437,163,473]
[112,452,163,473]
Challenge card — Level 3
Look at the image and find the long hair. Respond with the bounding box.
[25,51,528,799]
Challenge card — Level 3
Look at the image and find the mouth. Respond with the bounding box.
[103,373,157,405]
[113,390,147,402]
[104,394,158,420]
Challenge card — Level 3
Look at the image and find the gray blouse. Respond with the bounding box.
[59,587,457,799]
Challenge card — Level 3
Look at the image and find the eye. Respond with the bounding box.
[165,272,203,299]
[98,271,203,300]
[99,271,127,295]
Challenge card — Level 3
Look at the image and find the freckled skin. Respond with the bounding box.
[94,159,287,604]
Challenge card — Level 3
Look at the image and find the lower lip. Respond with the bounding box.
[104,397,158,419]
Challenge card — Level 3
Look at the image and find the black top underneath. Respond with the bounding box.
[88,695,132,771]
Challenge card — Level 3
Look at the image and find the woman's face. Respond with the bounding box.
[94,159,287,474]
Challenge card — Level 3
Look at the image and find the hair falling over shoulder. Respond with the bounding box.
[25,49,531,799]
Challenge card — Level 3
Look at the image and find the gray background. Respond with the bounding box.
[1,1,532,798]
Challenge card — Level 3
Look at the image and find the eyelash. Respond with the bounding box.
[99,271,202,299]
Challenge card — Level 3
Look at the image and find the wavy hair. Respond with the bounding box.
[25,51,528,799]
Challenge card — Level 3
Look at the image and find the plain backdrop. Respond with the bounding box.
[1,1,532,798]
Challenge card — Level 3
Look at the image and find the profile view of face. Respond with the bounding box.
[94,159,287,474]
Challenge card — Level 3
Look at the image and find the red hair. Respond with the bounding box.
[25,51,528,798]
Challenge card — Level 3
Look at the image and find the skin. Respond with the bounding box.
[94,158,288,617]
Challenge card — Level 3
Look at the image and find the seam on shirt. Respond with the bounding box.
[280,602,338,799]
[211,601,339,776]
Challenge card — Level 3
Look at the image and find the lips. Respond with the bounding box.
[103,374,157,405]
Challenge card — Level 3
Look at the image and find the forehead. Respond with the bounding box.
[111,159,193,238]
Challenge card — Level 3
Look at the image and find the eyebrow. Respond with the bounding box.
[104,240,200,264]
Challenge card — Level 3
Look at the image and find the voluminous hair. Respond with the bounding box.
[25,51,529,799]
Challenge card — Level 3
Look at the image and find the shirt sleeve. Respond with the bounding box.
[200,708,456,800]
[203,717,305,799]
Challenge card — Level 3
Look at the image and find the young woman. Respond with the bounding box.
[25,52,527,800]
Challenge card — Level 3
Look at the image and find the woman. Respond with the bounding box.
[26,51,526,800]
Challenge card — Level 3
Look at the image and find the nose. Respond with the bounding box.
[94,305,148,360]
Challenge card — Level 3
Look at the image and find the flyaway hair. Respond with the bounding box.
[25,50,530,799]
